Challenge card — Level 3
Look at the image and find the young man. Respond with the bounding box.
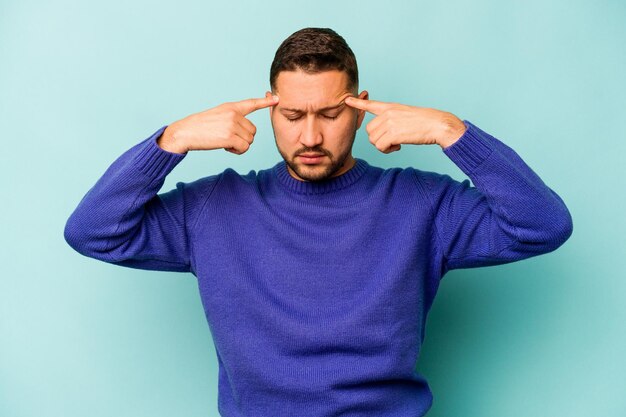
[64,27,573,417]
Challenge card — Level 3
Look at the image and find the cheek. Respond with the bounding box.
[332,118,357,138]
[276,122,301,139]
[273,121,300,146]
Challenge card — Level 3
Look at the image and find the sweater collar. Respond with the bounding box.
[274,157,369,195]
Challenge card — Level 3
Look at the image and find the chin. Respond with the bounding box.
[294,157,351,182]
[294,164,334,182]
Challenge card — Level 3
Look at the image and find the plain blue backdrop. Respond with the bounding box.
[1,0,624,416]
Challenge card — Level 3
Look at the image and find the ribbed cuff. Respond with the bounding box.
[132,125,187,179]
[442,120,494,175]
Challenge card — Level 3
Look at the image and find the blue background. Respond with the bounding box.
[1,0,624,416]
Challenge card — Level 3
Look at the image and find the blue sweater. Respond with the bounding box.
[64,120,573,416]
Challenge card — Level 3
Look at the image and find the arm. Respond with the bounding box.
[414,120,574,275]
[342,97,573,275]
[64,96,278,272]
[63,126,220,272]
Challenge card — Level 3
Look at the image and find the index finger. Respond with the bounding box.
[233,95,279,115]
[344,97,389,115]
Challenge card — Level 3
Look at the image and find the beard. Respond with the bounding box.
[274,128,357,182]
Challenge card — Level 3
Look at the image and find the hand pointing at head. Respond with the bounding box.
[158,95,280,154]
[344,96,467,152]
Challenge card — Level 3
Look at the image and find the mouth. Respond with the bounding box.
[298,154,326,164]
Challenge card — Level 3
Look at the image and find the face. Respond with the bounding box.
[266,69,368,182]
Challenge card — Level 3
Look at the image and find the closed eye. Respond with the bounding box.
[285,114,339,123]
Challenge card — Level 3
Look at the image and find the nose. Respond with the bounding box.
[300,115,323,148]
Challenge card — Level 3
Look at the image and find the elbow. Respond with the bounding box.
[545,190,574,250]
[513,207,574,255]
[64,214,86,255]
[64,213,138,263]
[63,213,105,258]
[554,208,574,247]
[539,208,574,252]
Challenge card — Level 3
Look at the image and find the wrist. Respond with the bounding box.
[437,114,467,150]
[157,125,188,154]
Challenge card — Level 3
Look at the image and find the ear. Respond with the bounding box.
[265,91,274,118]
[355,90,369,130]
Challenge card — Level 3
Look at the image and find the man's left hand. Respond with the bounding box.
[344,96,467,153]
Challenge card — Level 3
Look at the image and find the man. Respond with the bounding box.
[64,27,573,416]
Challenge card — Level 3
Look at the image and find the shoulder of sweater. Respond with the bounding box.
[182,166,259,188]
[402,165,465,200]
[383,164,451,187]
[364,163,453,195]
[171,171,227,205]
[195,166,270,193]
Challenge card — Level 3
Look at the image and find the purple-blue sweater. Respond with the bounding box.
[64,120,573,416]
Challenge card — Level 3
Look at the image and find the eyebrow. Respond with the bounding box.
[279,101,346,114]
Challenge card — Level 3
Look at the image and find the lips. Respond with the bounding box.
[298,154,326,164]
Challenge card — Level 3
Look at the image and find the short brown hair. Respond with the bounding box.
[270,27,358,93]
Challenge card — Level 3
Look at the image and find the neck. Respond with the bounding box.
[275,157,370,196]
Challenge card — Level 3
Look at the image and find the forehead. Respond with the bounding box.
[274,69,352,112]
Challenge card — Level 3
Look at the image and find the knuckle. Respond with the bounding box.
[220,103,235,113]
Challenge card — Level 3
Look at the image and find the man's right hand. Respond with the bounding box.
[157,95,280,154]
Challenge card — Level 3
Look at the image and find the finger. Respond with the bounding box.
[368,127,387,147]
[227,136,252,154]
[233,122,254,144]
[383,144,401,154]
[344,97,388,115]
[374,132,402,154]
[371,130,394,152]
[238,116,257,137]
[234,95,279,115]
[368,123,386,143]
[365,116,384,136]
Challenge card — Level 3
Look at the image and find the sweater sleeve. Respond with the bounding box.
[64,125,220,273]
[414,120,573,275]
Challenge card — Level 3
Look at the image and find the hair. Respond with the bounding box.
[269,27,358,94]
